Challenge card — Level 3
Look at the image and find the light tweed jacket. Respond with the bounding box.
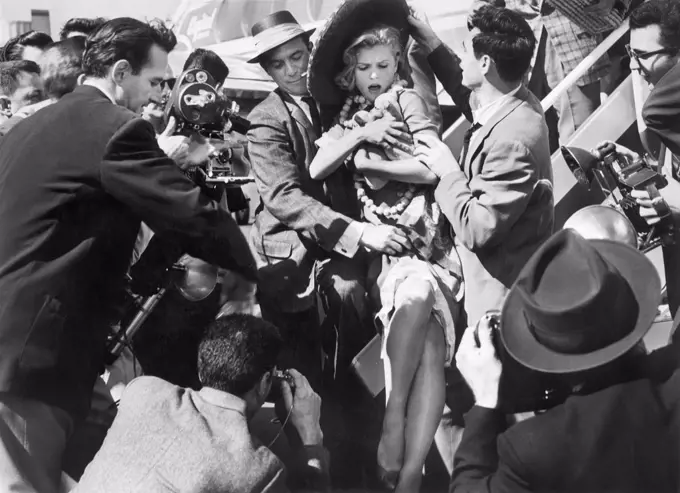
[247,89,360,312]
[75,376,330,492]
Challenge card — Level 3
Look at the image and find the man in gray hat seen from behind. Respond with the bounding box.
[451,228,680,492]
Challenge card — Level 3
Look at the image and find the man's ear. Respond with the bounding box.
[112,59,132,85]
[480,54,492,76]
[0,97,12,118]
[256,370,273,400]
[77,73,86,86]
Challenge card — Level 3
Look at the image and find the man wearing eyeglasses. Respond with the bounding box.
[596,0,680,225]
[593,0,680,318]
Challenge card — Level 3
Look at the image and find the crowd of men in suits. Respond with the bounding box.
[0,0,679,492]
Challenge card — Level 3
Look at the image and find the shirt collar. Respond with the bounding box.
[81,81,116,104]
[472,84,522,126]
[198,387,248,416]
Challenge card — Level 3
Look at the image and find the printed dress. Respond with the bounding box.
[317,86,464,365]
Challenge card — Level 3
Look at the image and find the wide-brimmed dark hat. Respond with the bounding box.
[308,0,410,106]
[247,11,316,64]
[500,229,660,374]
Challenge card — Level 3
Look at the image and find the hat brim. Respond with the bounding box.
[308,0,410,106]
[247,27,316,64]
[500,239,661,374]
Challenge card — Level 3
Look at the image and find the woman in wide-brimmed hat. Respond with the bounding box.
[307,0,463,490]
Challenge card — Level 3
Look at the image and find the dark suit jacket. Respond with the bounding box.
[75,377,331,493]
[247,89,360,312]
[0,85,256,418]
[428,44,554,323]
[642,61,680,159]
[451,346,680,492]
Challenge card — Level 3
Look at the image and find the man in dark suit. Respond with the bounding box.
[0,17,256,493]
[451,228,679,492]
[75,314,330,493]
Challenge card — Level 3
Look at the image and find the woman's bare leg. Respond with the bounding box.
[378,278,435,476]
[396,319,446,493]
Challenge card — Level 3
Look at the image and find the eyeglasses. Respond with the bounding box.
[625,44,676,63]
[161,77,176,92]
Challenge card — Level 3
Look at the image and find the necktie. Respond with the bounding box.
[461,122,482,165]
[302,95,323,136]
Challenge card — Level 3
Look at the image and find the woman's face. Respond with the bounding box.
[354,44,398,103]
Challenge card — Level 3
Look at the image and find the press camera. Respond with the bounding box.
[476,313,569,413]
[561,145,675,252]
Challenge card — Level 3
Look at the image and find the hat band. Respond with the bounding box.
[253,23,306,54]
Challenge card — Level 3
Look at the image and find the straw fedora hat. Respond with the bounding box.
[500,229,660,374]
[247,11,316,64]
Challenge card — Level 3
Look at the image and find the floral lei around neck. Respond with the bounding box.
[338,79,416,222]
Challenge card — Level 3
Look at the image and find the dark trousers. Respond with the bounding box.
[261,303,324,392]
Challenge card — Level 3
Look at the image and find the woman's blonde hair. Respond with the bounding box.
[334,25,405,92]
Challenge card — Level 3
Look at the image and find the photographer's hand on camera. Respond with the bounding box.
[592,140,640,162]
[280,369,323,446]
[142,101,166,134]
[157,116,216,170]
[632,188,674,226]
[456,315,503,409]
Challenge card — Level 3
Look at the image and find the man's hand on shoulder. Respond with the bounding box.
[157,116,216,170]
[415,134,460,178]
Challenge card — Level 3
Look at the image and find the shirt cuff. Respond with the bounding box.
[333,220,366,258]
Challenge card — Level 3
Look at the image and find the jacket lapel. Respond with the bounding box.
[465,85,529,176]
[276,89,318,141]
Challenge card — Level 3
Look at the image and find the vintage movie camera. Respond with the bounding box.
[561,145,675,252]
[162,67,250,138]
[161,68,254,186]
[476,313,570,414]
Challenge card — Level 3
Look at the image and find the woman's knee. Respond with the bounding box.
[424,319,446,361]
[394,277,435,309]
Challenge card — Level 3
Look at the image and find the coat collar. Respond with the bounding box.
[77,83,116,104]
[199,387,247,416]
[465,84,530,171]
[275,88,318,141]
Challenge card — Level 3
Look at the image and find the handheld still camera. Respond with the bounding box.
[476,313,569,414]
[161,68,253,185]
[561,145,675,252]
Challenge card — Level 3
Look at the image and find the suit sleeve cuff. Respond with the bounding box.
[464,405,507,432]
[333,220,365,258]
[435,167,468,202]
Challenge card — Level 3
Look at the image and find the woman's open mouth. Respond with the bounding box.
[368,83,382,93]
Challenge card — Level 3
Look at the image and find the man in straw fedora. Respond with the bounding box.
[451,228,679,492]
[246,9,412,485]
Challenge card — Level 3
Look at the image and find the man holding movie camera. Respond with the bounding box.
[451,228,679,493]
[0,17,256,493]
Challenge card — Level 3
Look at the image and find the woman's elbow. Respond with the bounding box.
[422,170,439,185]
